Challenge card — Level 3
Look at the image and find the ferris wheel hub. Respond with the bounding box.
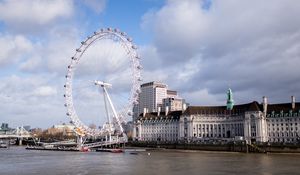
[94,80,112,88]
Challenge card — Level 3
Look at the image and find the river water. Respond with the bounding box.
[1,147,300,175]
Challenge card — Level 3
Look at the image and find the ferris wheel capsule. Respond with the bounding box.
[132,45,137,49]
[114,28,119,33]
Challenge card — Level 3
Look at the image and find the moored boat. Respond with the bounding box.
[96,148,123,153]
[0,143,8,148]
[111,149,123,153]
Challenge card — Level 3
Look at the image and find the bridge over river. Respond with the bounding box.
[0,126,32,145]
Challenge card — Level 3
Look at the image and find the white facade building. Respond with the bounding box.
[180,101,268,143]
[133,111,181,142]
[266,96,300,143]
[133,92,300,144]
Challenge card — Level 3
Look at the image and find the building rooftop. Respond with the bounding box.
[141,81,167,88]
[267,102,300,113]
[183,101,300,115]
[183,101,262,115]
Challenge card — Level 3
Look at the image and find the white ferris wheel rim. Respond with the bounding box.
[64,28,142,136]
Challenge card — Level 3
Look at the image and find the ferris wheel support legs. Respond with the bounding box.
[102,88,112,143]
[77,135,83,149]
[102,86,124,134]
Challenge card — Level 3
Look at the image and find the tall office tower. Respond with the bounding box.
[132,81,187,121]
[138,81,167,114]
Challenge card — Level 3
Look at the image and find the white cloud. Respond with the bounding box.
[141,0,300,105]
[181,89,222,106]
[34,86,57,97]
[142,0,210,62]
[0,0,74,32]
[140,45,162,70]
[17,26,79,74]
[0,34,33,66]
[19,56,42,72]
[82,0,106,14]
[0,74,65,128]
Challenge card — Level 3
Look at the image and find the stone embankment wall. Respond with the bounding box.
[130,142,300,153]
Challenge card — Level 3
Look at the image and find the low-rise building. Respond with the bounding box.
[133,111,181,142]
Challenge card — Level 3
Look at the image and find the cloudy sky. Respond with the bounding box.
[0,0,299,128]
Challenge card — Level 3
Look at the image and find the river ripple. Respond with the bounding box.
[1,147,300,175]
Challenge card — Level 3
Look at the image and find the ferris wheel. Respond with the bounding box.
[64,28,142,138]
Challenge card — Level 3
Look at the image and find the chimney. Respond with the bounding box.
[143,108,147,117]
[262,96,268,114]
[292,96,296,110]
[182,103,187,112]
[165,106,169,116]
[157,107,161,116]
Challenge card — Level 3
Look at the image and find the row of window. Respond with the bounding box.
[268,132,299,137]
[268,118,299,122]
[193,133,230,138]
[268,127,298,131]
[269,138,298,143]
[142,130,177,134]
[269,123,298,126]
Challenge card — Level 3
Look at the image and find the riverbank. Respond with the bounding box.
[129,141,300,153]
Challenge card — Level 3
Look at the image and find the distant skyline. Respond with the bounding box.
[0,0,299,128]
